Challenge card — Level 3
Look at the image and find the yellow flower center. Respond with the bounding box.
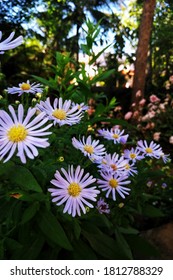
[109,178,118,188]
[130,153,136,159]
[20,83,31,91]
[52,109,66,120]
[145,147,153,153]
[113,134,119,139]
[110,164,117,171]
[7,125,28,142]
[68,182,81,197]
[84,145,94,154]
[125,163,130,170]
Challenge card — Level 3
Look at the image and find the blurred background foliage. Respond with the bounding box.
[0,0,173,99]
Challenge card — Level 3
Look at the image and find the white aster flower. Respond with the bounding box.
[72,135,106,162]
[98,127,129,144]
[72,102,89,111]
[7,80,43,96]
[97,152,128,175]
[123,147,144,163]
[97,171,131,201]
[0,104,52,163]
[137,140,163,159]
[0,31,23,54]
[48,165,100,217]
[36,97,84,126]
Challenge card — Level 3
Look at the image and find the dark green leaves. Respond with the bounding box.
[37,208,73,251]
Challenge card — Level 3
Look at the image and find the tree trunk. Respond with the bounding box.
[131,0,156,105]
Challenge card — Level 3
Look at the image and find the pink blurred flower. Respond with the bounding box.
[159,103,165,112]
[169,75,173,84]
[139,98,146,106]
[149,94,160,103]
[124,111,133,120]
[133,110,140,119]
[169,136,173,144]
[136,90,142,97]
[153,132,161,141]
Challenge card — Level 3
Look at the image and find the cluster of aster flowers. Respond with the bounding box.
[0,30,170,218]
[67,127,170,215]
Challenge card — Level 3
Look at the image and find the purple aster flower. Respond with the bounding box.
[72,102,88,112]
[98,127,129,144]
[0,104,52,163]
[72,135,106,162]
[97,171,131,201]
[146,181,153,187]
[123,147,144,163]
[36,97,84,126]
[137,140,163,159]
[160,152,170,164]
[96,197,110,214]
[0,31,23,54]
[7,80,43,96]
[123,161,138,177]
[97,152,128,175]
[48,165,100,217]
[161,183,167,189]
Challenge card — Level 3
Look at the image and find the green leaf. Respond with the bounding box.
[32,75,58,90]
[0,161,15,176]
[31,166,47,188]
[80,44,90,55]
[142,205,164,218]
[73,220,81,240]
[82,223,123,259]
[21,202,40,224]
[115,228,133,259]
[89,44,112,65]
[92,69,115,83]
[119,227,139,235]
[87,214,112,229]
[9,165,42,193]
[5,238,23,251]
[37,208,73,251]
[95,103,106,116]
[73,240,97,260]
[21,236,45,260]
[126,235,160,259]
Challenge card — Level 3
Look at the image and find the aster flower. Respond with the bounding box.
[98,127,129,144]
[48,165,100,217]
[123,161,138,177]
[72,102,88,112]
[7,80,43,96]
[123,147,144,163]
[161,183,167,189]
[147,181,153,188]
[96,197,110,214]
[72,135,106,162]
[0,104,52,163]
[0,31,23,54]
[137,140,163,159]
[160,152,170,164]
[97,171,131,201]
[97,152,128,175]
[37,97,84,126]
